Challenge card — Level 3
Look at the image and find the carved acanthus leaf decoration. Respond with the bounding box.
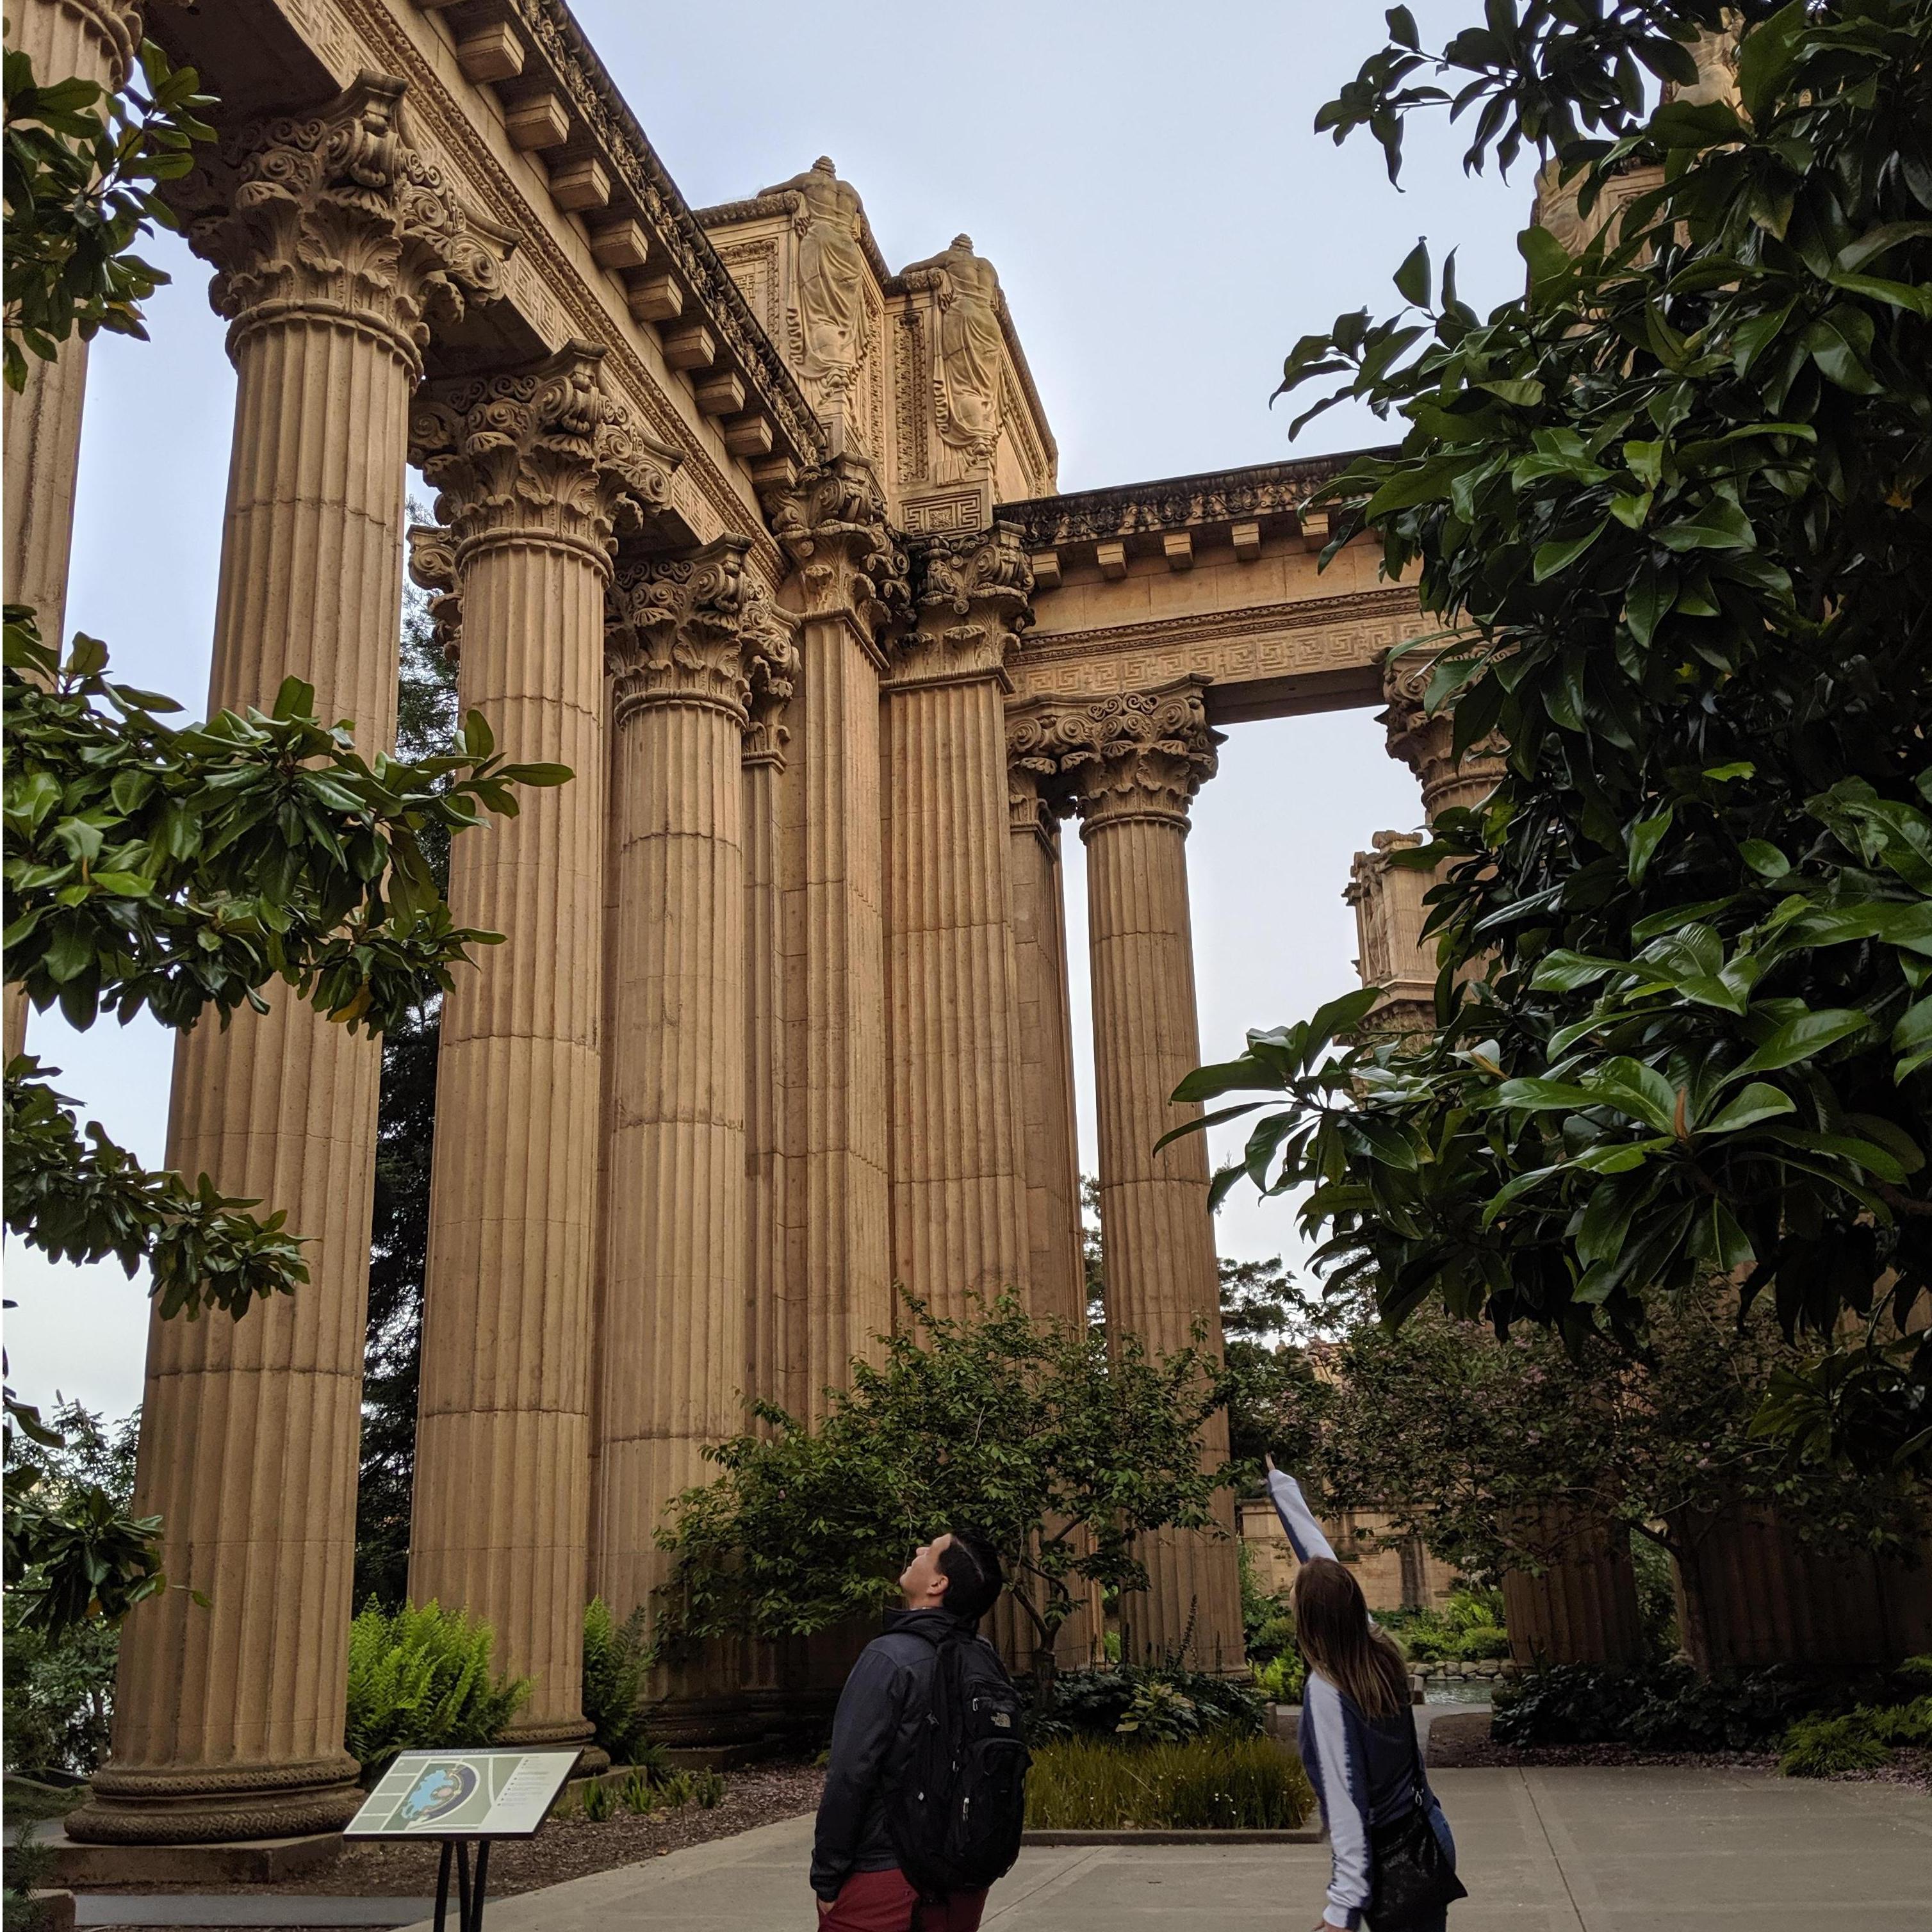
[182,72,511,366]
[607,536,797,735]
[409,341,677,568]
[764,455,907,634]
[894,524,1033,686]
[1380,647,1505,823]
[1007,678,1222,831]
[742,589,801,765]
[405,522,461,660]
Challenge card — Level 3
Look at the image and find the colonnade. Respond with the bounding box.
[6,24,1251,1846]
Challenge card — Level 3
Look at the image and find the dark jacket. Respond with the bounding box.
[810,1607,986,1901]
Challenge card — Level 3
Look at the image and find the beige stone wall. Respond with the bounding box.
[1238,1499,1462,1615]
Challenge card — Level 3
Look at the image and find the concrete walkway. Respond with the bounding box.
[364,1765,1927,1932]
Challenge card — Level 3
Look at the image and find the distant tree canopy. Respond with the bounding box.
[1170,1,1932,1476]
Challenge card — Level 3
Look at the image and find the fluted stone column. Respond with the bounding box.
[1022,678,1241,1668]
[2,0,137,649]
[593,541,796,1617]
[742,608,792,1420]
[74,79,506,1846]
[767,461,903,1404]
[407,344,675,1747]
[3,1,140,1064]
[881,528,1035,1314]
[1003,764,1085,1329]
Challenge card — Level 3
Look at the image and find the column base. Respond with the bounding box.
[68,1755,362,1844]
[503,1712,607,1776]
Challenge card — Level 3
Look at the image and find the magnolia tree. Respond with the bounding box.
[1168,2,1932,1476]
[1313,1283,1923,1578]
[653,1295,1238,1685]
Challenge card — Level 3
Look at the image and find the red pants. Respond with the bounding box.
[819,1868,987,1931]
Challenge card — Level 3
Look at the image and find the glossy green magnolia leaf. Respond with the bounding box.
[1702,1083,1797,1134]
[1735,1008,1871,1077]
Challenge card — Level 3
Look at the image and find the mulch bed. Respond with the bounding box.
[1425,1710,1932,1792]
[81,1762,828,1899]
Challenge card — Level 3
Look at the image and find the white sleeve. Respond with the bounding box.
[1267,1468,1336,1562]
[1305,1674,1371,1928]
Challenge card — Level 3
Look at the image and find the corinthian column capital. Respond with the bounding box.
[182,72,511,371]
[49,1,142,87]
[1380,648,1505,823]
[892,523,1033,689]
[1008,676,1221,836]
[410,341,678,573]
[607,535,798,732]
[764,453,907,641]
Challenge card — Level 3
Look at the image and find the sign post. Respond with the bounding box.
[344,1749,581,1932]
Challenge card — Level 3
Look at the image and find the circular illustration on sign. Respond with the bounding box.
[397,1761,478,1827]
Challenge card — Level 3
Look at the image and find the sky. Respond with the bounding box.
[6,1,1532,1420]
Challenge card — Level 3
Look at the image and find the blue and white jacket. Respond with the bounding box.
[1268,1468,1455,1931]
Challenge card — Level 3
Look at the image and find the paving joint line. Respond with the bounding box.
[1518,1768,1590,1931]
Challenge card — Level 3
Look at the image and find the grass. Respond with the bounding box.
[1024,1733,1315,1831]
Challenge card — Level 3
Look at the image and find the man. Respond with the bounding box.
[810,1530,1007,1931]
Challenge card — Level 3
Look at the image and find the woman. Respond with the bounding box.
[1266,1457,1460,1931]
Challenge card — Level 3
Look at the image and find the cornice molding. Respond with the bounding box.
[503,0,826,464]
[323,0,789,578]
[998,450,1391,552]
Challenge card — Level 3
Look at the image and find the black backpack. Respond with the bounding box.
[885,1622,1031,1900]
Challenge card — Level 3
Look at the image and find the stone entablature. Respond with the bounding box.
[999,450,1373,578]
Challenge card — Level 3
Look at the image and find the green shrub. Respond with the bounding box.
[580,1775,617,1822]
[343,1600,530,1781]
[582,1598,655,1767]
[1778,1714,1893,1778]
[1252,1651,1306,1704]
[1455,1625,1510,1662]
[1493,1662,1887,1753]
[1033,1665,1265,1745]
[1024,1734,1313,1830]
[690,1769,726,1809]
[618,1768,659,1815]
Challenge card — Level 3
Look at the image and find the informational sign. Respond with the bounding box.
[346,1749,579,1840]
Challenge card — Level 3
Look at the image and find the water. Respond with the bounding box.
[1423,1681,1498,1706]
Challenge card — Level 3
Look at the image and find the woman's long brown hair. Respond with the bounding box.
[1291,1557,1411,1720]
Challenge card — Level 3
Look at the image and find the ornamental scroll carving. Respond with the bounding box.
[1007,678,1222,833]
[181,72,511,370]
[764,454,907,638]
[405,521,461,659]
[1380,649,1505,823]
[606,536,798,733]
[761,158,871,400]
[893,525,1033,686]
[409,341,678,569]
[67,0,142,90]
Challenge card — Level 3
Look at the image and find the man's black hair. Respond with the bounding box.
[937,1532,1003,1624]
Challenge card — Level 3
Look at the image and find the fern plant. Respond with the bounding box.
[344,1599,529,1781]
[582,1597,655,1767]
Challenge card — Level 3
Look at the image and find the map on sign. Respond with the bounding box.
[345,1749,580,1839]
